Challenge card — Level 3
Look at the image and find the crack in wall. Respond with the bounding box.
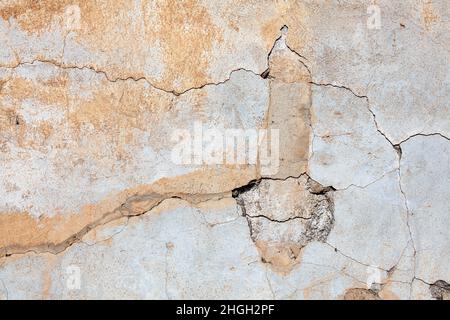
[80,217,130,248]
[1,21,446,299]
[233,174,335,274]
[0,191,231,259]
[310,81,398,151]
[0,59,264,96]
[304,79,433,294]
[236,26,383,275]
[307,81,449,292]
[264,25,309,78]
[0,24,312,263]
[395,134,450,298]
[429,280,450,300]
[324,242,389,273]
[398,132,450,144]
[397,167,417,299]
[262,24,312,179]
[0,27,291,260]
[310,84,449,148]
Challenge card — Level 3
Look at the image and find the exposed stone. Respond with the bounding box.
[430,280,450,300]
[0,63,266,256]
[0,198,273,299]
[234,176,334,273]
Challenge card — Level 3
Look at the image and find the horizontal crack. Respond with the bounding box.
[0,59,264,96]
[244,214,312,223]
[310,82,367,99]
[324,242,389,273]
[397,132,450,145]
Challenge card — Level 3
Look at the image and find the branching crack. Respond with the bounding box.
[0,27,300,260]
[397,152,418,299]
[264,25,311,81]
[310,81,397,150]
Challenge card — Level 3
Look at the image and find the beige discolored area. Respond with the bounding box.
[0,0,312,93]
[343,288,381,300]
[0,0,449,300]
[0,166,259,257]
[0,0,70,32]
[0,24,314,258]
[0,62,265,255]
[265,26,312,179]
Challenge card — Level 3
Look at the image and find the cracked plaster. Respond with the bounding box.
[0,0,448,300]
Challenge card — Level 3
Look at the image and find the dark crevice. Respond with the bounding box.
[260,68,270,79]
[310,82,368,99]
[393,144,402,159]
[430,280,450,300]
[244,214,312,223]
[398,132,450,145]
[263,24,312,81]
[1,60,266,97]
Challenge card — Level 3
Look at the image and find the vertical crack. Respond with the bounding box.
[396,144,417,299]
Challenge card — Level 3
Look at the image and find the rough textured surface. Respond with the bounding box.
[0,0,449,300]
[234,175,334,274]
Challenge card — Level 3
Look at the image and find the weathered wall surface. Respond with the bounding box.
[0,0,449,300]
